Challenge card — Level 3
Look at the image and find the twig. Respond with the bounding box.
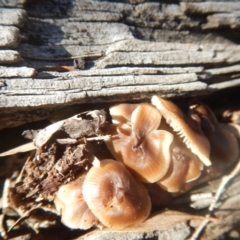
[189,158,240,240]
[0,214,7,239]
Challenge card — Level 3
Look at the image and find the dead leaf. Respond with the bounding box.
[0,142,36,157]
[33,110,107,148]
[34,120,65,148]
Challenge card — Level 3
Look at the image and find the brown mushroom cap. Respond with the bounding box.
[220,123,240,140]
[116,129,173,183]
[105,104,173,183]
[151,96,211,166]
[82,160,151,229]
[54,173,97,230]
[131,103,162,142]
[157,134,203,192]
[109,103,139,124]
[191,104,239,168]
[143,183,173,206]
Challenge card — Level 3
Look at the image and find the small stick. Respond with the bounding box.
[85,135,111,142]
[7,205,47,234]
[189,158,240,240]
[0,214,7,239]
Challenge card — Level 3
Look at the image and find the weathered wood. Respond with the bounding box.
[0,66,35,78]
[0,8,26,27]
[0,0,26,7]
[181,2,240,14]
[0,50,22,64]
[0,26,20,48]
[0,0,240,127]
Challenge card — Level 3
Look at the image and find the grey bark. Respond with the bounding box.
[1,1,240,129]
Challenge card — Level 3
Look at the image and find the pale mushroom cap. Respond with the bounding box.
[109,103,139,124]
[151,95,211,166]
[82,160,151,229]
[54,173,97,230]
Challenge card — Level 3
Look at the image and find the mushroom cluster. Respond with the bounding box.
[54,160,151,229]
[54,96,239,230]
[106,97,210,193]
[189,104,239,170]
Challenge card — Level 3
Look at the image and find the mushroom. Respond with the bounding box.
[105,103,173,183]
[143,182,173,207]
[151,96,211,167]
[109,103,139,124]
[82,159,151,229]
[156,132,203,192]
[220,123,240,140]
[190,104,239,169]
[54,172,98,230]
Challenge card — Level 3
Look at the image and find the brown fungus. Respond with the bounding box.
[190,104,239,169]
[82,160,151,229]
[157,133,203,193]
[151,96,211,167]
[109,103,139,124]
[220,123,240,140]
[106,104,173,183]
[54,173,98,230]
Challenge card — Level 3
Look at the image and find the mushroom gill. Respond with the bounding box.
[54,173,98,230]
[151,96,211,167]
[82,160,151,229]
[190,104,239,169]
[105,103,173,183]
